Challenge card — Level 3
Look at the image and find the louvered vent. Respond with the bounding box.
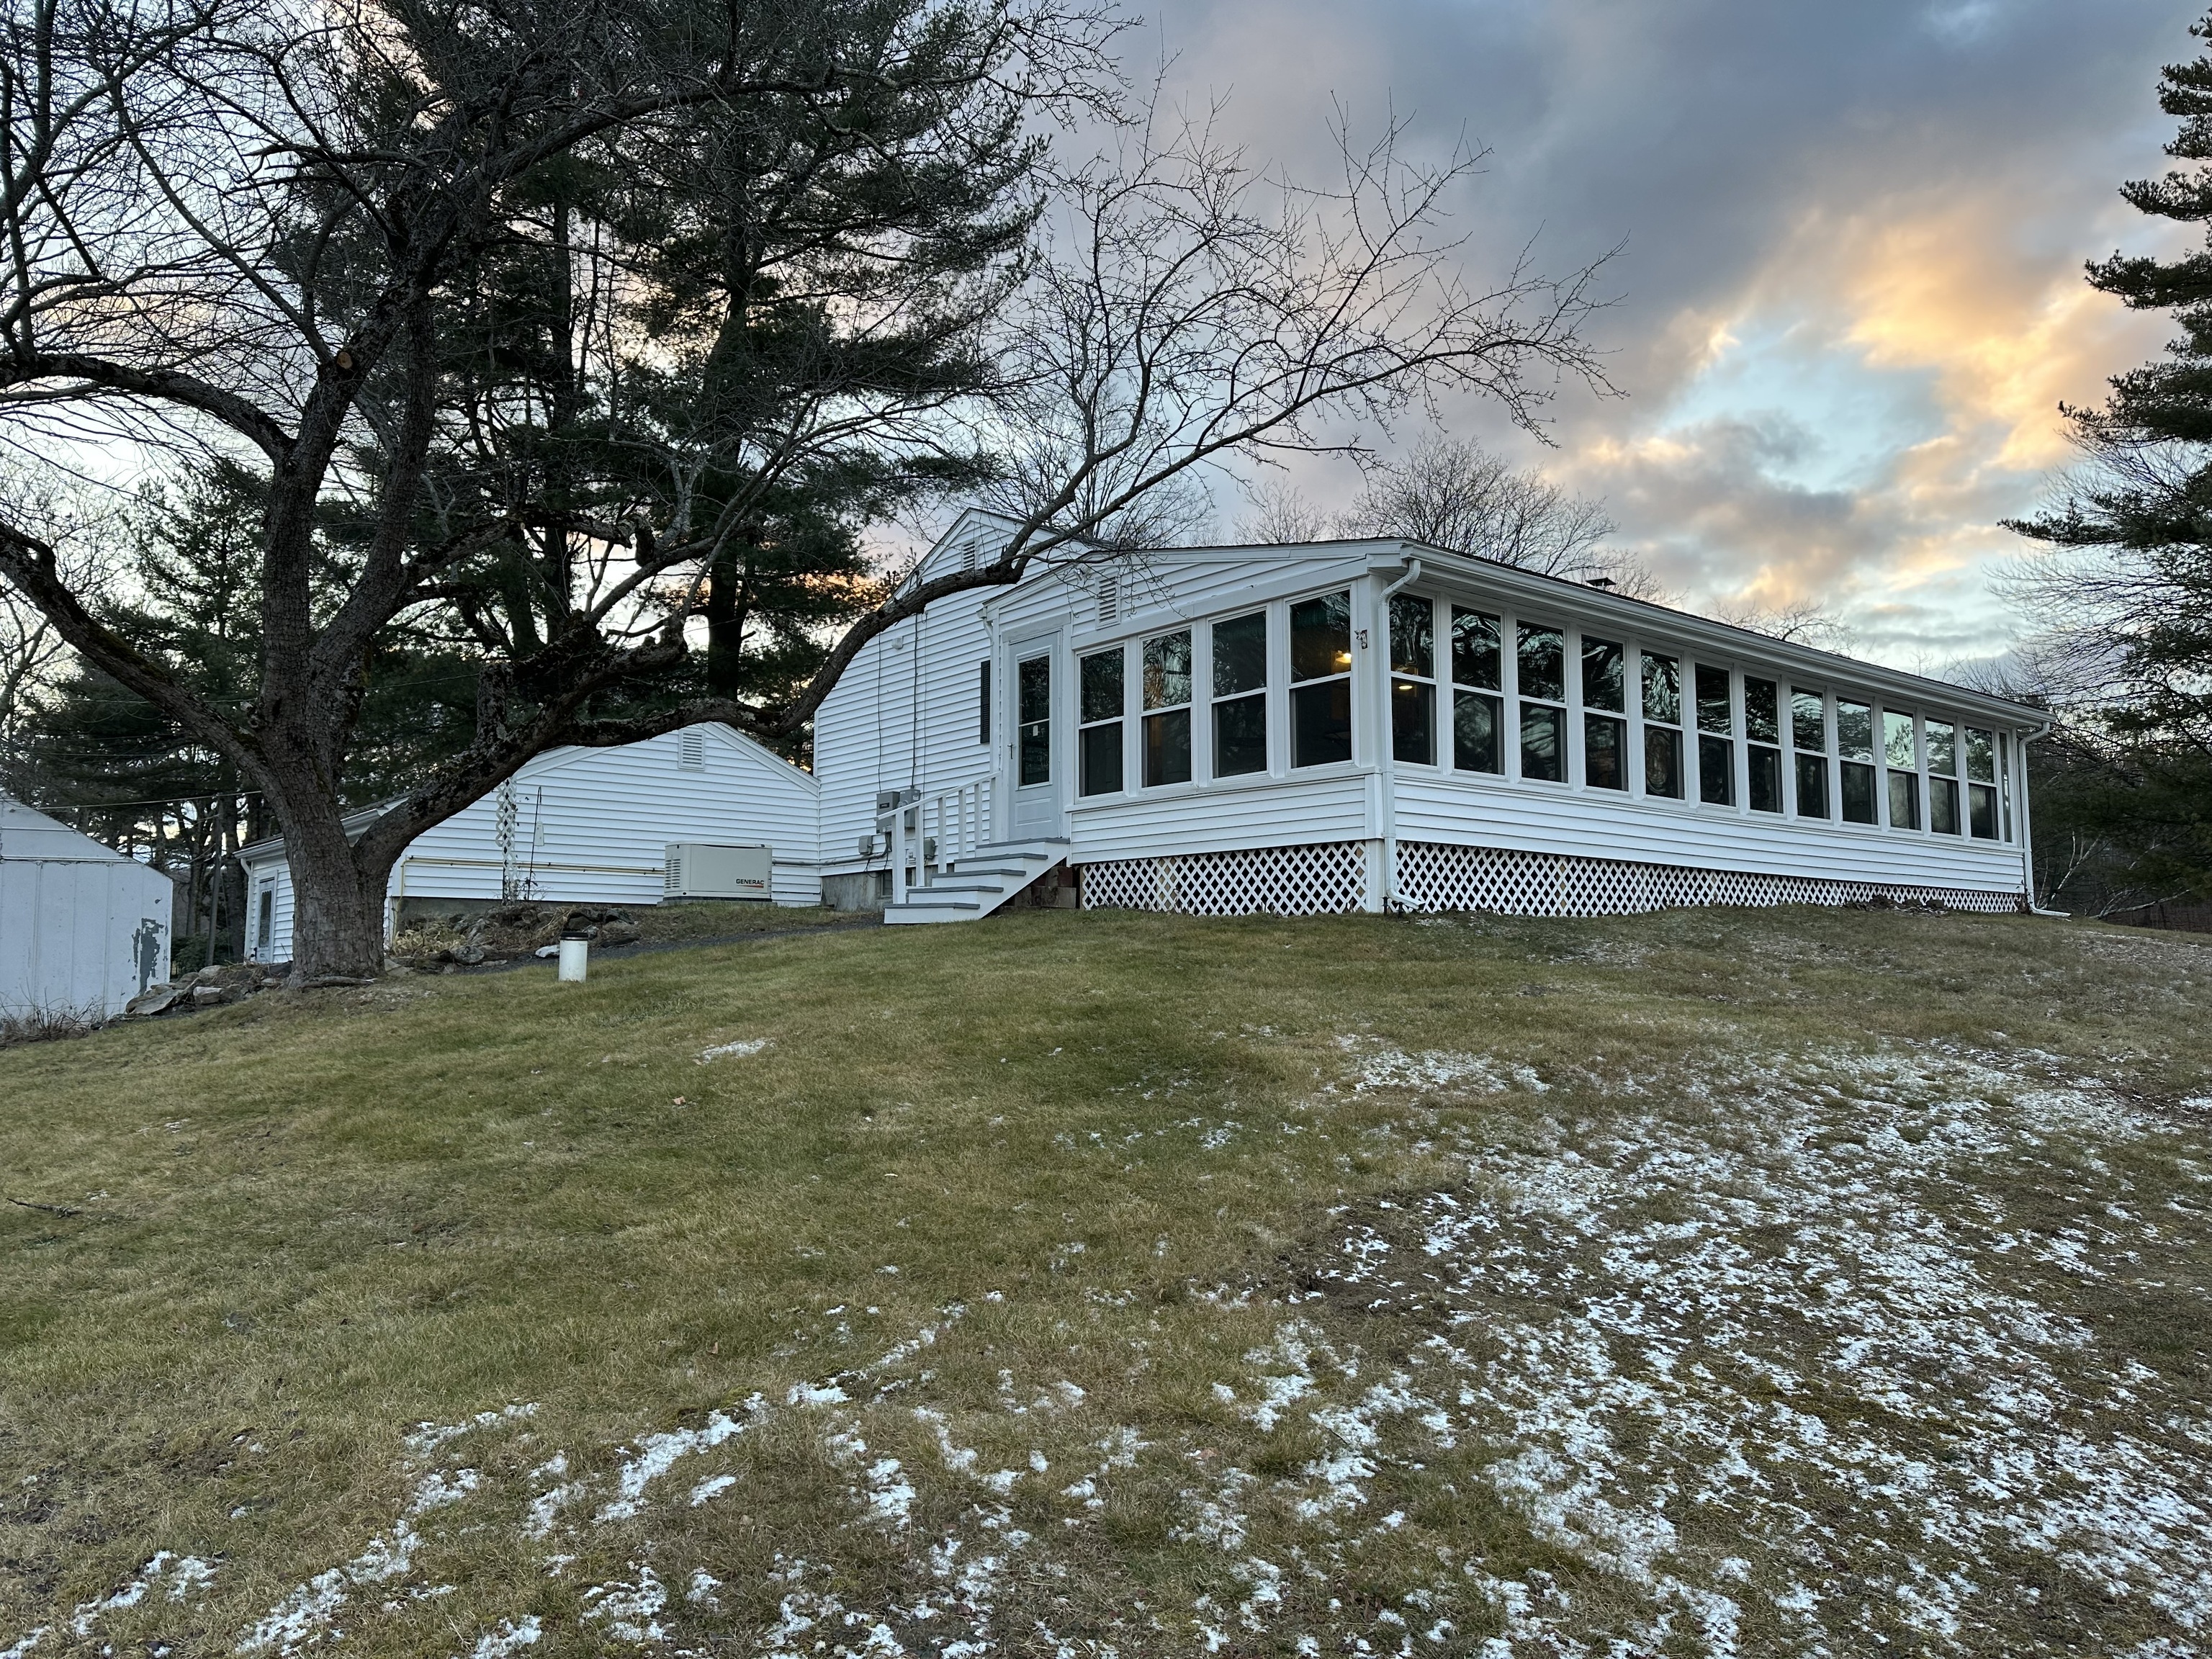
[678,728,706,772]
[1097,573,1120,624]
[663,852,683,895]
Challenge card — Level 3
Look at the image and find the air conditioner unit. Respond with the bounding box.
[664,842,773,902]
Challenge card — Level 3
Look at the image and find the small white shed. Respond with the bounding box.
[0,794,174,1019]
[238,722,824,963]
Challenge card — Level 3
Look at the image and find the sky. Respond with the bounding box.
[1130,0,2202,668]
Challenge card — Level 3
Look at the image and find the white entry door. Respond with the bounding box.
[1008,632,1064,840]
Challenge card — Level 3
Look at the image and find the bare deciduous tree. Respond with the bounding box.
[1226,433,1654,595]
[1702,595,1856,654]
[0,6,1612,978]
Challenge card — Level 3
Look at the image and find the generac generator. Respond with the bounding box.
[662,842,773,902]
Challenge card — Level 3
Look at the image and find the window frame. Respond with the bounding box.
[1925,717,1961,836]
[1743,673,1782,814]
[1140,626,1195,789]
[1693,660,1737,809]
[1881,706,1921,832]
[1578,633,1628,793]
[1637,647,1686,803]
[1388,591,1439,768]
[1209,608,1271,781]
[1076,643,1127,798]
[1015,649,1053,788]
[1447,603,1504,776]
[1514,618,1569,785]
[1287,587,1357,770]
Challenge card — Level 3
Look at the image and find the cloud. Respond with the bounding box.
[1139,0,2199,665]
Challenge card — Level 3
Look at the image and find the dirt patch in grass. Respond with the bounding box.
[389,901,847,968]
[1,907,2208,1656]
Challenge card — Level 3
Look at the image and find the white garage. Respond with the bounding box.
[0,793,174,1020]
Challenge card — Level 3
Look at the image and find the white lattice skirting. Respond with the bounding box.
[1081,841,1368,916]
[1080,838,2027,917]
[1394,840,2026,915]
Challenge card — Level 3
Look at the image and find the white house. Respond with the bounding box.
[814,511,2049,923]
[0,793,174,1018]
[239,723,822,964]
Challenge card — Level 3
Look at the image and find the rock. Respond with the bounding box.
[598,922,642,948]
[126,985,181,1017]
[190,984,226,1007]
[382,956,413,976]
[452,945,487,966]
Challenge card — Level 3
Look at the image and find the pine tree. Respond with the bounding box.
[2005,12,2212,916]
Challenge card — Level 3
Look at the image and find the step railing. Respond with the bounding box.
[877,777,994,904]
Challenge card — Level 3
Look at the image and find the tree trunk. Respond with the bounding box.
[269,782,394,980]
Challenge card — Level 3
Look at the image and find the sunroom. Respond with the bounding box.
[1018,542,2041,917]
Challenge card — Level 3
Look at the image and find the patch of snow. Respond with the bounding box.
[464,1616,541,1657]
[596,1412,742,1522]
[583,1566,666,1644]
[71,1552,217,1637]
[697,1038,770,1063]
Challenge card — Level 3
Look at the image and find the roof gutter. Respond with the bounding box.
[1380,556,1424,600]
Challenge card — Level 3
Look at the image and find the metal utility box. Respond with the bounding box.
[663,842,773,902]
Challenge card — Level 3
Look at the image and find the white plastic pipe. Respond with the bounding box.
[557,937,589,982]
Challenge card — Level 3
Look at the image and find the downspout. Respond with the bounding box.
[1374,559,1424,912]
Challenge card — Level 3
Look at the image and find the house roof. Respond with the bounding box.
[0,794,136,863]
[235,720,813,864]
[925,510,2047,729]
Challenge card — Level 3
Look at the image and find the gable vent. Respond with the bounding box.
[678,728,707,772]
[1096,572,1120,625]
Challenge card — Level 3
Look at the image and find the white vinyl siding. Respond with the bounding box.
[241,724,821,962]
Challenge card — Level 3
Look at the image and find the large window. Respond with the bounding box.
[1290,591,1353,767]
[1582,637,1626,791]
[1517,623,1566,782]
[1745,677,1781,813]
[1927,719,1960,835]
[1884,710,1920,830]
[1791,690,1830,819]
[1642,651,1683,799]
[1838,698,1877,824]
[1017,653,1051,786]
[1451,607,1503,773]
[1965,726,1999,840]
[1390,594,1437,765]
[1078,647,1124,796]
[1143,629,1192,786]
[1696,664,1735,806]
[1211,611,1268,778]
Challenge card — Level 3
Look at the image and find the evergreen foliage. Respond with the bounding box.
[2006,10,2212,915]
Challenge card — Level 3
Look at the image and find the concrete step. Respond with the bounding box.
[884,899,986,924]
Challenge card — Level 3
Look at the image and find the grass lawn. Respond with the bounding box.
[2,906,2209,1658]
